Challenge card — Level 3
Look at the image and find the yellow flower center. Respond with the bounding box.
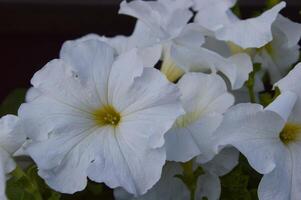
[92,105,121,127]
[175,112,200,128]
[280,123,301,145]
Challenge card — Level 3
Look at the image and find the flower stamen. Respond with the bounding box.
[93,105,121,127]
[280,123,301,145]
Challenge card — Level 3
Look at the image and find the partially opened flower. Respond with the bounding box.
[212,63,301,199]
[19,40,184,195]
[165,73,234,162]
[0,115,25,200]
[194,0,286,49]
[113,148,239,200]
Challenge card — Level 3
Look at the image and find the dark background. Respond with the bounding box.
[0,0,300,102]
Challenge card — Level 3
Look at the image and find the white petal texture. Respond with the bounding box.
[194,1,286,48]
[114,162,190,200]
[214,86,301,199]
[61,33,162,68]
[254,15,301,83]
[119,0,206,84]
[275,63,301,124]
[196,148,239,200]
[213,103,285,174]
[0,115,25,200]
[114,148,238,200]
[257,93,301,200]
[119,0,193,41]
[19,40,183,195]
[254,64,301,200]
[165,73,234,162]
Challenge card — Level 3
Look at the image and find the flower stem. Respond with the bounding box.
[175,159,204,200]
[246,64,261,103]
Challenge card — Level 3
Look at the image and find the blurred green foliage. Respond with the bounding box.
[266,0,281,9]
[220,155,261,200]
[0,88,27,116]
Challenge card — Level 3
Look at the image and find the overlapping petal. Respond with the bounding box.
[213,103,285,174]
[165,73,234,162]
[195,1,286,48]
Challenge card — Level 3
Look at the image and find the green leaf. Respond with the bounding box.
[6,165,61,200]
[260,86,281,107]
[0,88,27,116]
[60,182,114,200]
[220,155,262,200]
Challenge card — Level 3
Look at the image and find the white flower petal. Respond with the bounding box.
[275,63,301,123]
[166,113,223,162]
[87,125,166,195]
[265,91,297,122]
[288,142,301,199]
[0,149,16,200]
[196,148,239,200]
[196,172,221,200]
[214,103,285,174]
[59,40,116,105]
[114,162,190,200]
[195,1,286,48]
[115,68,184,148]
[200,147,239,176]
[254,15,301,84]
[173,23,205,48]
[215,2,286,48]
[194,0,238,31]
[19,88,96,141]
[165,73,233,162]
[274,15,301,48]
[25,87,41,102]
[171,44,249,89]
[0,115,25,155]
[35,128,101,193]
[227,53,253,89]
[177,73,234,114]
[119,0,170,39]
[74,32,162,69]
[258,145,290,200]
[0,115,23,200]
[119,0,193,41]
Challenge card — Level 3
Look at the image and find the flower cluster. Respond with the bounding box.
[1,0,301,199]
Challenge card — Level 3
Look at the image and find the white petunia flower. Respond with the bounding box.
[19,40,184,196]
[0,115,25,200]
[254,15,301,83]
[194,0,286,48]
[212,63,301,199]
[113,148,239,200]
[119,0,205,82]
[165,73,234,162]
[119,0,252,89]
